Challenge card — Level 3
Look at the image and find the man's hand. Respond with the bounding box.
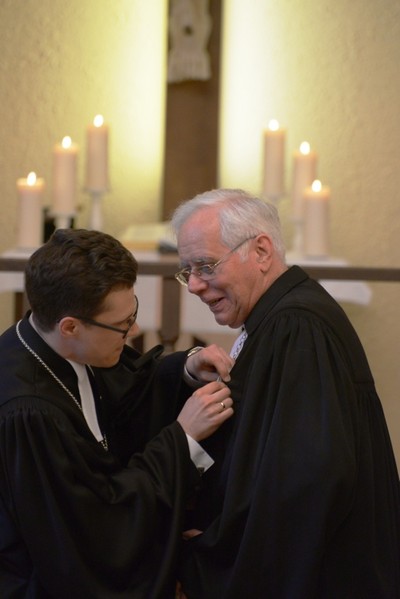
[175,582,188,599]
[182,528,202,540]
[177,381,233,441]
[185,344,234,383]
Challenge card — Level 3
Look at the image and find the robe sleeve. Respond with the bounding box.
[97,345,194,462]
[0,396,199,598]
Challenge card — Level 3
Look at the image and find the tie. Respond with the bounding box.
[230,326,248,360]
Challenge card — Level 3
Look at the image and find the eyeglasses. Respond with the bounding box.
[73,295,139,339]
[175,237,256,287]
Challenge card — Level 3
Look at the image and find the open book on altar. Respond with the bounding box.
[119,222,177,253]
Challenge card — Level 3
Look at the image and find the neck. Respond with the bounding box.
[29,313,78,363]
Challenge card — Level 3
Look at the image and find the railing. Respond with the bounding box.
[1,256,399,352]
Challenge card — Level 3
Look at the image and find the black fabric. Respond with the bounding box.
[180,266,400,599]
[0,316,198,598]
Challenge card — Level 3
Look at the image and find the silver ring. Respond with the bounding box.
[220,401,226,412]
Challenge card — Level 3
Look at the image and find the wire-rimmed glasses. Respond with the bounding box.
[73,295,139,339]
[175,237,256,286]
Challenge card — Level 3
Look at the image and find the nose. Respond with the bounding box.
[187,273,209,294]
[127,321,140,339]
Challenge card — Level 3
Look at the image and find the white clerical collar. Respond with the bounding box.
[28,312,103,442]
[66,361,103,442]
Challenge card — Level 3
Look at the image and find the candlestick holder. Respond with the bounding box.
[52,213,76,231]
[87,190,105,231]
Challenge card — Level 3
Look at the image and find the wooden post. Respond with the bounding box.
[162,0,222,220]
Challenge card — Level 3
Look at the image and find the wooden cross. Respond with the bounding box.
[162,0,222,220]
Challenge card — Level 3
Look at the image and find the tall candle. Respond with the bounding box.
[262,119,285,199]
[85,114,109,192]
[291,141,318,220]
[303,179,330,257]
[16,171,45,248]
[52,136,78,216]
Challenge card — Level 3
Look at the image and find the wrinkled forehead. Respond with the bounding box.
[177,211,225,263]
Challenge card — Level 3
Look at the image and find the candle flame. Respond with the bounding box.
[93,114,104,127]
[62,136,72,149]
[311,179,322,192]
[268,119,279,131]
[27,172,37,185]
[299,141,310,155]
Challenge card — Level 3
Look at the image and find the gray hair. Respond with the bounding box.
[171,188,286,261]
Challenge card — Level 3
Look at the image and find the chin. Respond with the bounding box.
[95,354,121,369]
[214,314,234,328]
[105,357,120,368]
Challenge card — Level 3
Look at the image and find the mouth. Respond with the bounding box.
[205,297,224,312]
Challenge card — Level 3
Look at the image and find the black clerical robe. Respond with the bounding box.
[180,266,400,599]
[0,316,197,598]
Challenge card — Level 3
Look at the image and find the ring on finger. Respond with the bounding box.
[219,401,226,412]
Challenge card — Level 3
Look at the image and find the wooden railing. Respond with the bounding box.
[1,256,399,352]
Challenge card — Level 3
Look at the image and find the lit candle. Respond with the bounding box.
[291,141,318,220]
[262,119,286,199]
[16,171,45,248]
[85,114,109,192]
[303,179,331,257]
[52,136,78,217]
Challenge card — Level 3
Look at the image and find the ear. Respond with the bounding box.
[58,317,80,338]
[254,234,274,266]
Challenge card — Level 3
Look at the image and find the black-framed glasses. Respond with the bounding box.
[175,236,256,287]
[73,295,139,339]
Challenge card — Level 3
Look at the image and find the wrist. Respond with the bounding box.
[183,346,204,387]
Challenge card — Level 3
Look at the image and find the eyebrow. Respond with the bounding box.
[115,299,139,326]
[181,255,217,267]
[114,313,134,326]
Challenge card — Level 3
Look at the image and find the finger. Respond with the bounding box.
[215,396,233,413]
[198,370,224,383]
[200,346,234,375]
[210,384,232,401]
[215,405,234,423]
[196,380,228,395]
[182,528,203,540]
[210,351,234,380]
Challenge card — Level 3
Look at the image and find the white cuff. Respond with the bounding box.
[185,434,214,474]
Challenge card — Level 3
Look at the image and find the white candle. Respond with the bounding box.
[303,179,330,257]
[16,171,45,248]
[291,141,318,220]
[262,119,286,199]
[85,114,109,192]
[52,136,78,216]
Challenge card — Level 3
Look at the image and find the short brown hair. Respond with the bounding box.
[25,229,138,331]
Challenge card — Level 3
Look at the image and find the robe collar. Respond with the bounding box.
[17,312,80,399]
[245,265,309,337]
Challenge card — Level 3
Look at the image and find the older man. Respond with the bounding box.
[171,188,400,599]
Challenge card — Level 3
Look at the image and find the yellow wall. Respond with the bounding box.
[0,1,399,464]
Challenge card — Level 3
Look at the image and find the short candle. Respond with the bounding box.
[16,171,45,248]
[303,179,331,257]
